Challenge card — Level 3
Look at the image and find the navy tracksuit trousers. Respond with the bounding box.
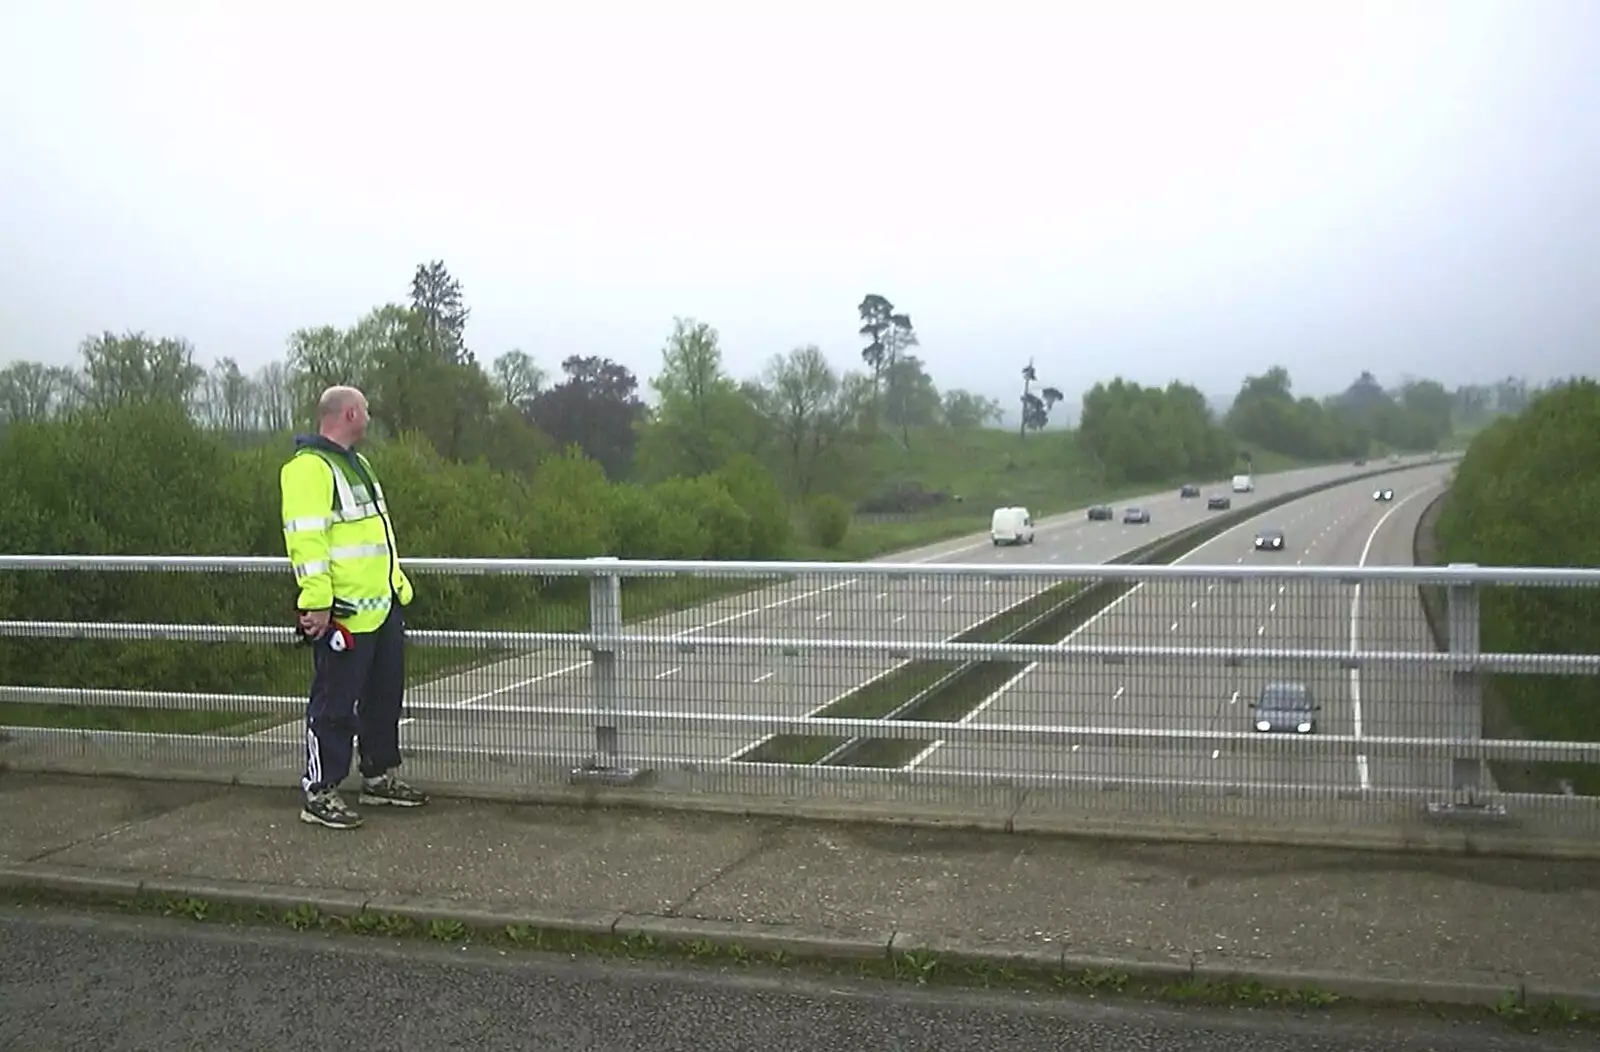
[301,599,406,796]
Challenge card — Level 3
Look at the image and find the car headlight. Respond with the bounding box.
[1256,720,1271,732]
[1296,722,1312,733]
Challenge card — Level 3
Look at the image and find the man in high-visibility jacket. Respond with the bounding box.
[281,385,429,829]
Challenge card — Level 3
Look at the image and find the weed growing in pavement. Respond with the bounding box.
[1,882,1595,1033]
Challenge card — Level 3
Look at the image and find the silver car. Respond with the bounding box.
[1251,681,1319,734]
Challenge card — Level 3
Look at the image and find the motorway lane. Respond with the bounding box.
[389,461,1443,759]
[1355,482,1474,794]
[914,465,1454,790]
[2,906,1578,1052]
[406,458,1440,711]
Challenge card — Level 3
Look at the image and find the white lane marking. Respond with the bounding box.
[1349,484,1437,791]
[1229,690,1240,705]
[1256,625,1265,636]
[815,612,832,622]
[941,595,954,604]
[655,666,681,679]
[1169,621,1179,632]
[875,592,888,600]
[753,671,774,683]
[1113,686,1125,700]
[892,614,907,624]
[1268,602,1277,614]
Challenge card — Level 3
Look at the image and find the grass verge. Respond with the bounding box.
[1412,490,1600,797]
[0,882,1594,1032]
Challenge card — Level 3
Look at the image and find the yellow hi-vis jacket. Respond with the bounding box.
[280,436,414,634]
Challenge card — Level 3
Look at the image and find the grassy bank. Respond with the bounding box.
[794,425,1318,560]
[1414,490,1600,796]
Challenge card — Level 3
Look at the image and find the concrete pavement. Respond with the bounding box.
[915,464,1455,790]
[3,770,1599,1030]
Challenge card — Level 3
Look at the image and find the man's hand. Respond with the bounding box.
[298,609,331,639]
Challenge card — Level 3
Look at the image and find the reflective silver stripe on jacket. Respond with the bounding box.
[330,543,389,560]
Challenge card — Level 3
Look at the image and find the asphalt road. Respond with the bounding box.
[1,906,1580,1052]
[915,463,1458,792]
[364,457,1446,763]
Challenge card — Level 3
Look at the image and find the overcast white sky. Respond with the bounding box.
[2,1,1597,412]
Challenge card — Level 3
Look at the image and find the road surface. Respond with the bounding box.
[913,463,1457,792]
[0,905,1578,1052]
[376,458,1443,762]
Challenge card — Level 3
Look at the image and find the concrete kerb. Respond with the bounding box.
[2,861,1596,1017]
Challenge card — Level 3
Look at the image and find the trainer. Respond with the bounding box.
[281,385,428,829]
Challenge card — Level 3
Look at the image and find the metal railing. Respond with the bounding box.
[2,553,1598,855]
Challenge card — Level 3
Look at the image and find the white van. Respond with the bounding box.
[990,506,1035,546]
[1231,474,1254,493]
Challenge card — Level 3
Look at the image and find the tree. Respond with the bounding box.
[754,345,851,497]
[409,260,471,365]
[523,355,648,479]
[490,350,545,407]
[857,293,917,436]
[1017,358,1063,436]
[940,389,1004,429]
[635,318,760,480]
[0,361,76,424]
[1078,377,1232,483]
[76,331,204,413]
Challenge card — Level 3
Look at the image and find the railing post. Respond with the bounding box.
[1446,562,1487,800]
[570,556,644,786]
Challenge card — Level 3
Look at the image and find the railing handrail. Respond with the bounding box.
[0,552,1598,586]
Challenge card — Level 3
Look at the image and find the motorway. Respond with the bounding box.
[373,457,1446,763]
[911,462,1457,793]
[1,905,1579,1052]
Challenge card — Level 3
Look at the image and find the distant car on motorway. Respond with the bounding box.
[1373,488,1395,502]
[1251,681,1320,734]
[1122,507,1151,525]
[1206,495,1231,511]
[1086,504,1114,521]
[1253,527,1285,551]
[1179,483,1200,498]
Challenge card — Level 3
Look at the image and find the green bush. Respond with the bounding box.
[715,453,792,558]
[0,407,807,696]
[804,494,851,549]
[1433,378,1600,768]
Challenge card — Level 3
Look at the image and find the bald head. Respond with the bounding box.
[316,385,369,447]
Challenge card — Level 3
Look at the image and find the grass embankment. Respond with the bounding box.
[791,426,1314,560]
[1414,491,1600,796]
[1,426,1325,738]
